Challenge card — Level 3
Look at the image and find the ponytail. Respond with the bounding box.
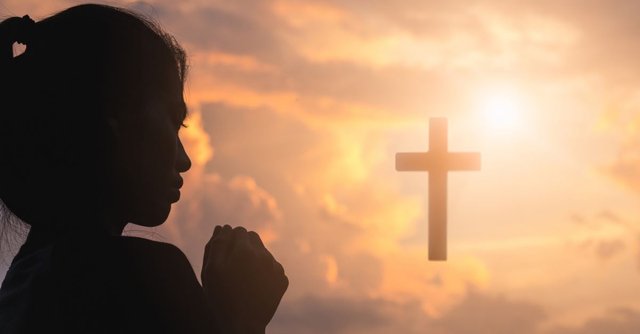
[0,15,36,253]
[0,15,35,230]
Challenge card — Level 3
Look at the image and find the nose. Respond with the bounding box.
[176,137,191,173]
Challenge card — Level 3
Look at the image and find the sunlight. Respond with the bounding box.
[479,88,524,135]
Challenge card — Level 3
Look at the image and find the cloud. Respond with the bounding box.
[594,239,626,260]
[127,0,522,129]
[547,308,640,334]
[566,210,637,263]
[608,149,640,193]
[271,290,546,334]
[131,1,287,62]
[271,295,416,334]
[433,291,546,334]
[273,290,640,334]
[0,0,77,17]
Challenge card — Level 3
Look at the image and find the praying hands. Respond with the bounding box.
[202,225,288,334]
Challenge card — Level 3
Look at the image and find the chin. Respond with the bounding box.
[131,202,172,227]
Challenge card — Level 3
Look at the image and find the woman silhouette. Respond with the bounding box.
[0,4,287,333]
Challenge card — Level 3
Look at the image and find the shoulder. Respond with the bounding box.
[111,236,190,264]
[51,234,195,279]
[103,236,214,333]
[106,236,198,285]
[106,234,182,253]
[48,235,201,305]
[2,234,213,333]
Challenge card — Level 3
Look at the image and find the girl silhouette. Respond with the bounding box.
[0,4,287,333]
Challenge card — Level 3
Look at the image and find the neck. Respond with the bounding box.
[107,221,127,235]
[102,207,127,236]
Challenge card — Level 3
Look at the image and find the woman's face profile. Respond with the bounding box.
[110,90,192,228]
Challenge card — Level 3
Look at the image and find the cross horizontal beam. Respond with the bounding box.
[396,152,481,171]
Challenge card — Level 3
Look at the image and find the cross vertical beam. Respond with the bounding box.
[428,118,448,261]
[396,118,481,261]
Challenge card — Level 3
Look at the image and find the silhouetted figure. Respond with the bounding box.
[0,4,287,333]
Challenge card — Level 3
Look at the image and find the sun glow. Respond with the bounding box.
[479,88,525,134]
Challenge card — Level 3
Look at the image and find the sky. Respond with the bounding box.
[2,0,640,333]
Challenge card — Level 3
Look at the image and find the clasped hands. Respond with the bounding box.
[201,225,288,334]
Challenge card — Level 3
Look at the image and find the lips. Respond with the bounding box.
[174,176,184,189]
[169,176,184,203]
[169,188,181,202]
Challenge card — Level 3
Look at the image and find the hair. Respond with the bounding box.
[0,4,188,236]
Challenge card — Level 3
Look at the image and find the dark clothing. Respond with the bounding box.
[0,228,216,333]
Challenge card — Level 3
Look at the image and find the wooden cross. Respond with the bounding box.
[396,118,481,261]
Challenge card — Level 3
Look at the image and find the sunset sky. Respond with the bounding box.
[2,0,640,333]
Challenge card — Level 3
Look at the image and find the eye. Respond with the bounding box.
[168,100,188,130]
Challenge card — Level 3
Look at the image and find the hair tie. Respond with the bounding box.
[15,15,35,45]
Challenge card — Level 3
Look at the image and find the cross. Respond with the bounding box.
[396,118,481,261]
